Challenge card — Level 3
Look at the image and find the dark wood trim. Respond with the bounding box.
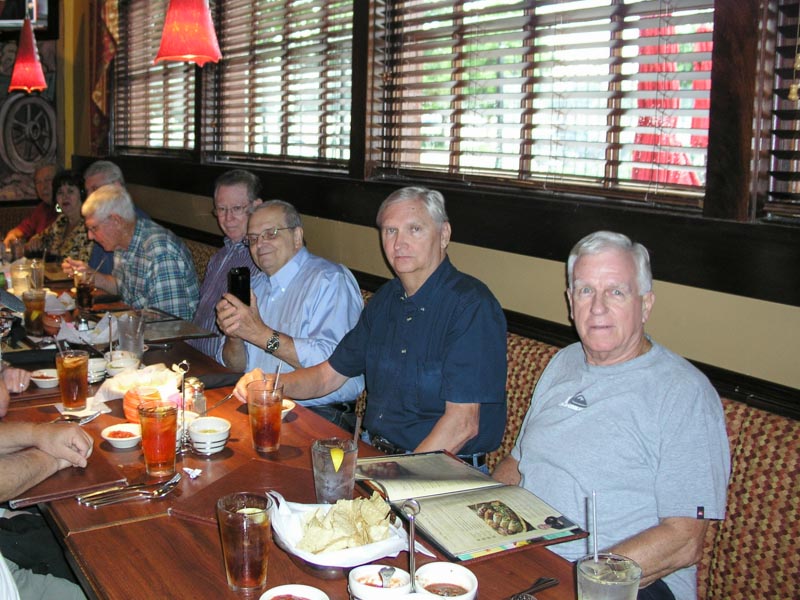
[354,269,800,420]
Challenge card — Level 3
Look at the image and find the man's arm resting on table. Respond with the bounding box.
[610,516,709,588]
[233,360,348,403]
[0,448,62,501]
[414,402,480,455]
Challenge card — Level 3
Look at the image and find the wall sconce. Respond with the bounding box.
[154,0,222,67]
[8,17,47,93]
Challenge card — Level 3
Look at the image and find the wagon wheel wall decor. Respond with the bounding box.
[0,94,57,174]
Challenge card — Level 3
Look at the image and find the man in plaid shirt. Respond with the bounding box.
[64,185,199,320]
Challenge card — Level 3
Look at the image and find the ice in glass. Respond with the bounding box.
[56,350,89,411]
[311,437,358,503]
[246,380,283,453]
[138,400,178,478]
[577,553,641,600]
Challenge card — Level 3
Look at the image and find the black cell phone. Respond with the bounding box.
[227,267,250,305]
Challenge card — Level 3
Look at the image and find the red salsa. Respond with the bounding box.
[107,430,136,439]
[425,582,469,596]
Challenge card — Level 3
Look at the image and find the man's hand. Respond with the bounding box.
[4,367,31,395]
[233,368,271,403]
[216,291,266,341]
[33,423,94,469]
[62,257,88,277]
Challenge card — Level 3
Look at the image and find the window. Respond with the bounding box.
[768,0,800,220]
[373,0,714,207]
[114,0,353,167]
[114,0,196,153]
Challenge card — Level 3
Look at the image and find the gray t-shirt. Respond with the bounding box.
[512,340,730,600]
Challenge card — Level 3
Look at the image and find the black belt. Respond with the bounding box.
[369,434,486,467]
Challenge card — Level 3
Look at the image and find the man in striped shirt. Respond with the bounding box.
[188,170,262,358]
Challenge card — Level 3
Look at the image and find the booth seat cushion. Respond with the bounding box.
[181,238,219,285]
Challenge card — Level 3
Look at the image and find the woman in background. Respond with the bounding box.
[26,170,92,264]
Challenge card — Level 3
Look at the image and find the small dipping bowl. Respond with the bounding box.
[42,312,64,336]
[414,562,477,600]
[260,584,330,600]
[105,358,140,377]
[281,398,296,420]
[31,368,59,388]
[188,416,231,455]
[101,423,142,449]
[88,358,108,383]
[348,565,412,599]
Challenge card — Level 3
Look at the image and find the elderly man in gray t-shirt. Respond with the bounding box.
[493,231,730,600]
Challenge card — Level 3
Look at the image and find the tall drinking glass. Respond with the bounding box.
[577,553,641,600]
[246,380,283,453]
[138,400,178,478]
[217,493,273,592]
[56,350,89,411]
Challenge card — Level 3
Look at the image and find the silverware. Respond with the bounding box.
[202,390,235,415]
[509,576,560,600]
[51,411,101,425]
[77,472,181,504]
[379,566,395,588]
[83,474,181,508]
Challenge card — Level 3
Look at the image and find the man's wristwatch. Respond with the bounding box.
[265,330,281,354]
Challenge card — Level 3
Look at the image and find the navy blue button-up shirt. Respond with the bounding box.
[329,257,507,455]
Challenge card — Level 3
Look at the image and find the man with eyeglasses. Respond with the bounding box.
[216,200,364,429]
[64,185,199,320]
[233,187,507,468]
[186,170,263,359]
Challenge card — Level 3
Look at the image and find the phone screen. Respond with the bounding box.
[227,267,250,305]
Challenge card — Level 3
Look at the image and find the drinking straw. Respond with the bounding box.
[273,359,283,390]
[93,254,108,275]
[592,490,599,562]
[55,336,66,358]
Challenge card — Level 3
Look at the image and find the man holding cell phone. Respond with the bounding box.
[188,170,263,358]
[215,200,365,429]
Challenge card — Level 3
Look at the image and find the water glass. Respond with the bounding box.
[311,437,358,503]
[577,553,641,600]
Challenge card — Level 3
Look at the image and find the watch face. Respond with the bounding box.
[266,332,280,354]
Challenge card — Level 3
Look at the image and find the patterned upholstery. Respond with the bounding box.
[697,399,799,600]
[486,332,559,472]
[181,238,219,285]
[0,206,36,236]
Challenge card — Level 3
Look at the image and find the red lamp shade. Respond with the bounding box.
[154,0,222,67]
[8,18,47,93]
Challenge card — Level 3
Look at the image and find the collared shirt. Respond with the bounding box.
[188,238,258,358]
[16,202,57,238]
[329,256,507,455]
[113,218,199,320]
[30,214,92,263]
[218,246,365,406]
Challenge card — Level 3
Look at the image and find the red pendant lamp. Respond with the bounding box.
[154,0,222,67]
[8,18,47,93]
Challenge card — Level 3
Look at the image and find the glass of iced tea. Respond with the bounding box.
[216,493,273,592]
[246,380,283,453]
[138,399,178,478]
[22,289,46,336]
[73,269,95,310]
[56,350,89,411]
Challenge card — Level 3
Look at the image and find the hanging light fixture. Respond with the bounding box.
[8,17,47,93]
[154,0,222,67]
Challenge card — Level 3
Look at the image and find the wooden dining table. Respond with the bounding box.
[3,341,578,600]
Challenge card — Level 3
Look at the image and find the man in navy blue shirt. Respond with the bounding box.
[234,186,507,462]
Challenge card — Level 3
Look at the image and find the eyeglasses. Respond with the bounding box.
[212,204,250,217]
[243,227,295,246]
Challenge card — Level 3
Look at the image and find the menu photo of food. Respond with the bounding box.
[468,500,534,536]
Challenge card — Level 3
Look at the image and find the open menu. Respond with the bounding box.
[356,451,586,562]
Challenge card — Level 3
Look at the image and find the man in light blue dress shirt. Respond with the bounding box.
[215,201,364,428]
[188,170,262,358]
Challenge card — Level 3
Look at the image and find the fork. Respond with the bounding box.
[508,577,560,600]
[51,411,101,425]
[77,472,181,504]
[83,477,181,508]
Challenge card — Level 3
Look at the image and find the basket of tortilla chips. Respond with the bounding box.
[267,491,407,576]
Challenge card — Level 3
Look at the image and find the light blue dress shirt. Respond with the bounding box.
[218,247,364,407]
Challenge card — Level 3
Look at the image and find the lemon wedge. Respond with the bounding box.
[236,507,267,523]
[31,310,42,320]
[330,447,345,472]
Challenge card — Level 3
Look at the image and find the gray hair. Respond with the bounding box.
[82,185,136,222]
[253,200,302,229]
[214,169,262,203]
[376,187,449,228]
[567,231,652,294]
[84,160,125,187]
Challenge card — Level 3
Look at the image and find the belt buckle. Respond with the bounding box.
[371,435,398,455]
